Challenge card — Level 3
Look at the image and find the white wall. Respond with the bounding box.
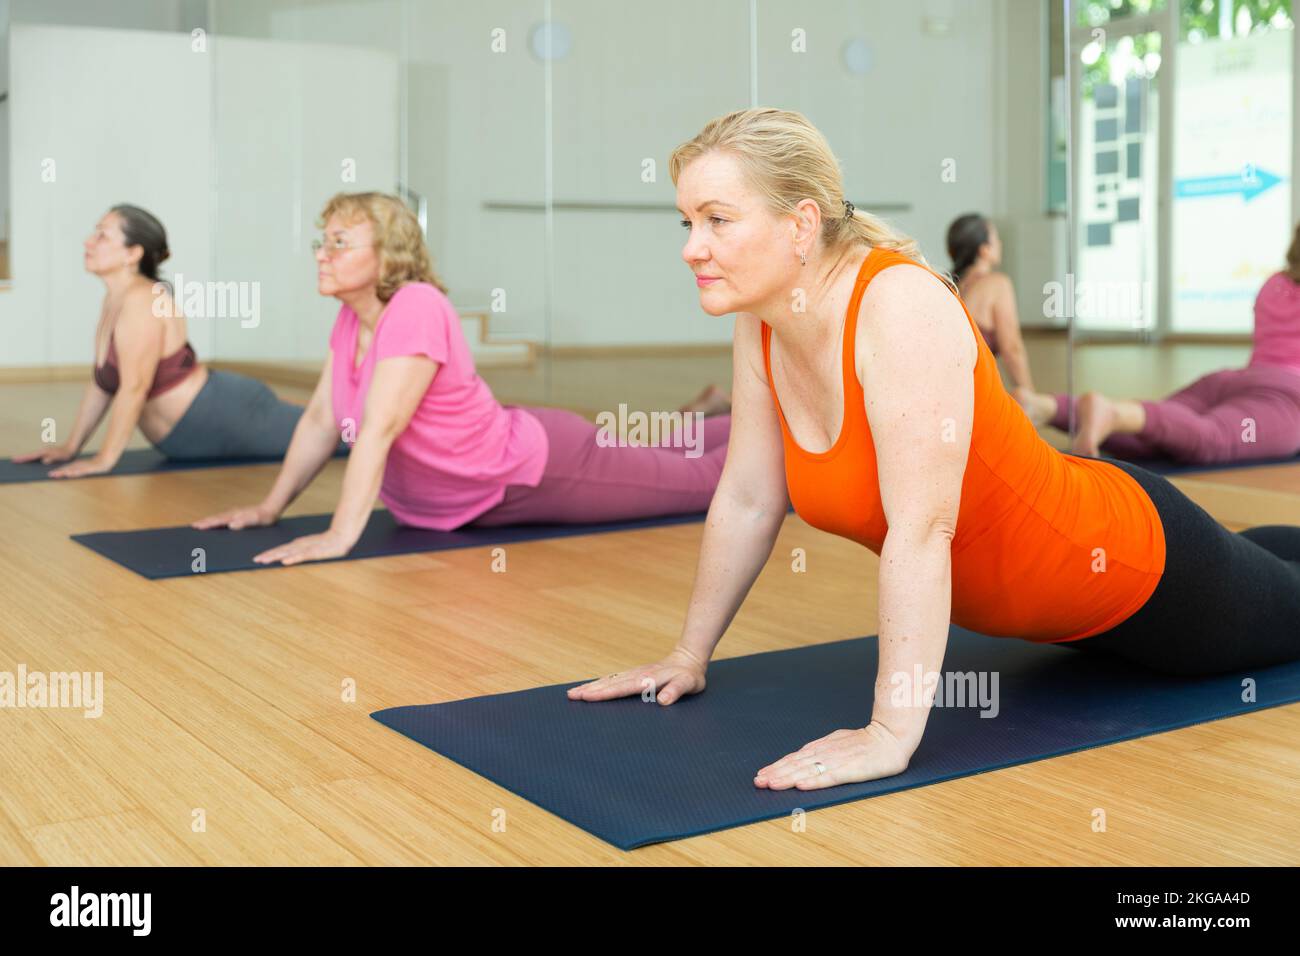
[210,34,399,361]
[6,0,1061,360]
[215,0,552,344]
[0,21,398,367]
[0,0,11,248]
[753,0,997,276]
[219,0,1019,348]
[997,0,1069,329]
[0,99,10,247]
[3,24,213,366]
[11,0,189,32]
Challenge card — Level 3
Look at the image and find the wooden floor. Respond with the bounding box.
[2,343,1299,865]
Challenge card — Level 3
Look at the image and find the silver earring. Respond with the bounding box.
[800,252,807,267]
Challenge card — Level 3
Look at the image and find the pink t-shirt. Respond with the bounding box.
[329,282,548,530]
[1248,272,1300,375]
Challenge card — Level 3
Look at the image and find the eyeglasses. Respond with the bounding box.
[311,236,365,257]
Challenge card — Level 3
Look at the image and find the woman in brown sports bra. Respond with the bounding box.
[946,212,1040,402]
[11,205,322,477]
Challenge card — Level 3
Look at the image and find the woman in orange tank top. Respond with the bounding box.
[568,108,1300,793]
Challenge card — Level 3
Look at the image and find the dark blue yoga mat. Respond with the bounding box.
[1129,452,1300,477]
[1,446,348,483]
[372,626,1300,850]
[72,508,710,579]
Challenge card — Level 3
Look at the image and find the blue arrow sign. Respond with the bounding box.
[1175,168,1284,202]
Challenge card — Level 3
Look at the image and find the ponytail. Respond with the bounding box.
[111,203,170,283]
[841,207,951,289]
[945,213,990,288]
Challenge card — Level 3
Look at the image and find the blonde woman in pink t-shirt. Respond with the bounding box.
[194,192,732,565]
[1016,223,1300,465]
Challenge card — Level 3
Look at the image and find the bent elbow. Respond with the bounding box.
[717,487,787,528]
[884,515,956,547]
[928,518,957,543]
[357,422,405,448]
[116,380,152,401]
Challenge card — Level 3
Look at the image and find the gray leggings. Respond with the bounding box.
[153,370,307,460]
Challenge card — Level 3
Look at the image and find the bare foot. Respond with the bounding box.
[1013,386,1055,427]
[679,384,731,417]
[1072,391,1117,457]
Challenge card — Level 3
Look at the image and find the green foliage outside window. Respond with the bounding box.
[1076,0,1292,97]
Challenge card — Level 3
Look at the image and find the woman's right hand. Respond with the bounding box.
[12,444,76,465]
[191,503,278,531]
[566,646,708,706]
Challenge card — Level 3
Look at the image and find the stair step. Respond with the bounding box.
[458,310,538,369]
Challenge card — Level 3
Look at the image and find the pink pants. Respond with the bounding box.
[1052,364,1300,464]
[468,406,731,526]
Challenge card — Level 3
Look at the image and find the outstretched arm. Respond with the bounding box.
[756,264,975,790]
[865,266,974,754]
[50,288,162,477]
[252,353,437,565]
[991,273,1034,391]
[193,355,343,531]
[568,312,789,705]
[673,315,790,668]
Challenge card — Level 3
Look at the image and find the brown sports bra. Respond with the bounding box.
[93,331,198,398]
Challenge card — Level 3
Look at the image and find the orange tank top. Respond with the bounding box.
[762,247,1166,643]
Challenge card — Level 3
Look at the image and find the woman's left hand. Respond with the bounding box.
[754,720,914,790]
[253,528,355,566]
[48,456,114,479]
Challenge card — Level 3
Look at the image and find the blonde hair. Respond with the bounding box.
[317,191,447,301]
[1287,221,1300,283]
[669,107,951,290]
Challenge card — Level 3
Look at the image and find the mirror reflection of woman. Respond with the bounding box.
[11,205,316,477]
[1018,222,1300,464]
[946,213,1037,399]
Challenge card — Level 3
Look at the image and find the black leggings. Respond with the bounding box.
[1060,457,1300,677]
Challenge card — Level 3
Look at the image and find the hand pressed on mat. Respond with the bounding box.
[754,720,912,791]
[569,650,915,791]
[12,444,77,467]
[567,646,708,706]
[192,502,278,531]
[251,526,357,566]
[48,455,114,478]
